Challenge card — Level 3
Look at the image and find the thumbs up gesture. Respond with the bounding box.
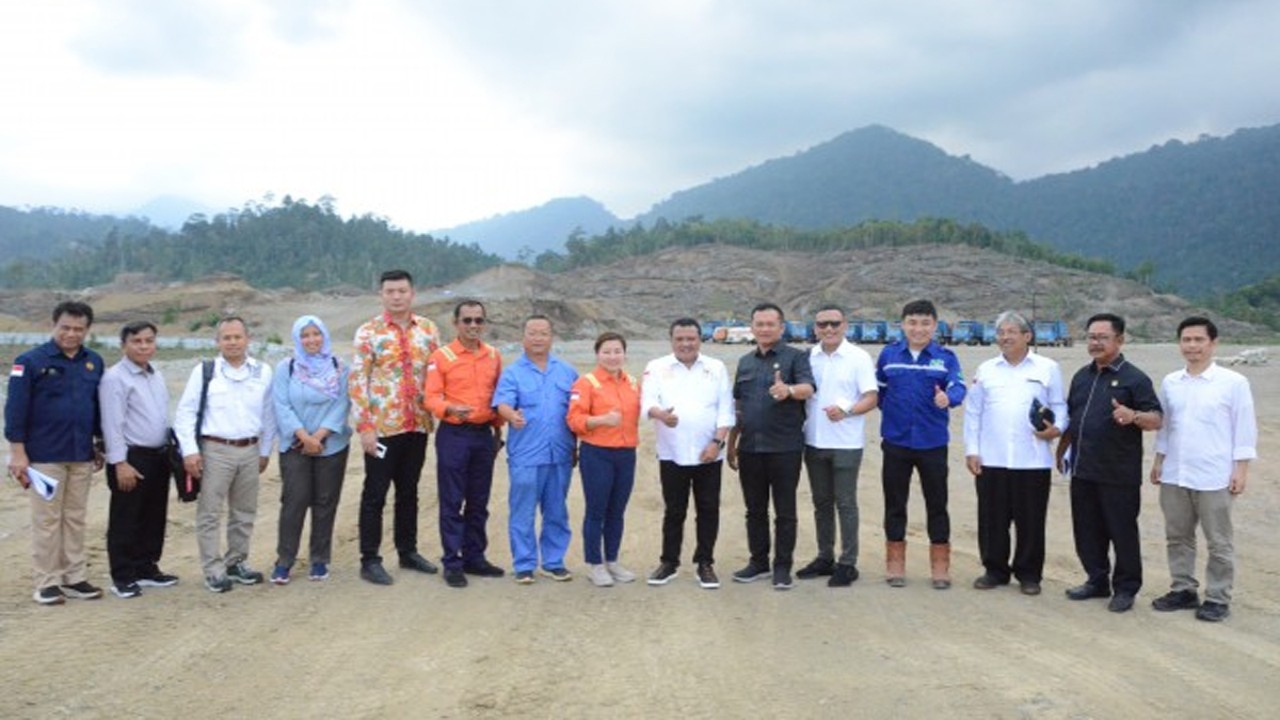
[933,383,949,409]
[1111,398,1137,426]
[770,371,790,401]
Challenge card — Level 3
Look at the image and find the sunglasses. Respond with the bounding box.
[814,320,843,329]
[459,317,487,326]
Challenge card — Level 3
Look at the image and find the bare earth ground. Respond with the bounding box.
[1,342,1278,719]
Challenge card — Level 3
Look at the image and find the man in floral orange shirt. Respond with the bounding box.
[350,269,440,585]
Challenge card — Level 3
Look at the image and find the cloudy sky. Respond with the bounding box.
[2,0,1277,231]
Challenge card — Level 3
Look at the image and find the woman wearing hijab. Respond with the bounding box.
[270,315,352,584]
[567,331,642,587]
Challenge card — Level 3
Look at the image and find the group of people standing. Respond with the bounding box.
[4,280,1257,624]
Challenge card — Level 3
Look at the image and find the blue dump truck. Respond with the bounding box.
[951,320,984,345]
[858,320,887,344]
[885,321,903,344]
[1033,320,1073,347]
[701,320,724,342]
[934,320,951,345]
[784,320,810,343]
[844,323,862,343]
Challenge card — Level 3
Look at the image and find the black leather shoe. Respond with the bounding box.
[399,552,439,574]
[828,564,859,587]
[444,569,468,588]
[1107,593,1136,613]
[1151,589,1200,612]
[796,557,835,579]
[1195,601,1230,622]
[462,559,506,578]
[1065,583,1110,601]
[360,562,394,586]
[972,573,1009,590]
[1019,581,1042,596]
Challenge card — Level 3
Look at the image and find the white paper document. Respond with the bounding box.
[26,467,59,501]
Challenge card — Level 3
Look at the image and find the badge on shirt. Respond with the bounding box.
[1111,379,1118,387]
[570,391,580,402]
[85,361,95,371]
[9,364,23,377]
[427,362,437,372]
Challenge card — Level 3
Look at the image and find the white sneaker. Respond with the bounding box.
[587,564,614,587]
[606,562,636,583]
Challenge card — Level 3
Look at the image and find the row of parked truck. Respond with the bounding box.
[704,319,1074,347]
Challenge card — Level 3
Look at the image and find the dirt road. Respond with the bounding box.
[2,343,1277,719]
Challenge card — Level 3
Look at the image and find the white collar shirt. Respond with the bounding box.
[173,355,277,457]
[641,353,734,466]
[963,351,1066,469]
[805,340,877,449]
[98,358,170,463]
[1154,362,1257,491]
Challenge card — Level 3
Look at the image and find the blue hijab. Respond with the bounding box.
[292,315,340,398]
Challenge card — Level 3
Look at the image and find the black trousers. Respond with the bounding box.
[1070,476,1143,595]
[359,432,428,564]
[659,459,722,566]
[881,442,949,543]
[976,467,1051,583]
[738,451,802,569]
[106,446,172,584]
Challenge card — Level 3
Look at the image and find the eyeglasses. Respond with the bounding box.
[814,320,843,329]
[459,317,486,326]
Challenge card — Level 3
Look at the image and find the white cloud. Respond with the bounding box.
[0,0,1276,228]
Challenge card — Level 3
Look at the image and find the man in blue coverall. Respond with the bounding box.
[5,301,106,605]
[876,299,966,589]
[493,315,579,584]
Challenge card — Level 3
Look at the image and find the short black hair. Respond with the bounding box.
[52,301,94,326]
[814,304,845,318]
[453,299,485,321]
[901,299,936,319]
[1086,312,1125,336]
[380,269,413,286]
[1177,315,1218,341]
[750,302,784,323]
[216,316,249,336]
[119,320,158,344]
[669,317,701,337]
[523,314,553,332]
[594,331,627,353]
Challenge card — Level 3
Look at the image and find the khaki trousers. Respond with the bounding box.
[1160,484,1235,604]
[196,442,261,579]
[29,462,94,590]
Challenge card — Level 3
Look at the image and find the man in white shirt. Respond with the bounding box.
[797,305,877,588]
[174,317,277,593]
[963,312,1066,596]
[642,318,735,589]
[1149,316,1257,622]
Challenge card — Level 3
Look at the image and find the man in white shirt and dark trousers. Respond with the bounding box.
[642,319,735,589]
[1149,316,1257,622]
[174,317,277,593]
[963,312,1067,596]
[99,321,178,598]
[796,305,878,587]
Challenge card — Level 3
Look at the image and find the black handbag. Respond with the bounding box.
[168,429,200,502]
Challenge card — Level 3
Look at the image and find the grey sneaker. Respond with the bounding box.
[61,581,104,600]
[696,563,720,589]
[539,567,573,582]
[204,575,234,593]
[606,562,636,583]
[226,562,264,585]
[34,586,66,605]
[111,581,142,599]
[587,564,614,587]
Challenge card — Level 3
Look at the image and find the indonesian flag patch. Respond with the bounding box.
[10,364,24,377]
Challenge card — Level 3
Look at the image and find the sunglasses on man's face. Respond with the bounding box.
[814,320,843,329]
[459,317,486,326]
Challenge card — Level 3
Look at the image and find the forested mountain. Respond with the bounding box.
[0,206,153,262]
[0,197,499,291]
[435,196,620,260]
[638,124,1280,296]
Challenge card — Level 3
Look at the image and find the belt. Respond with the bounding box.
[202,435,259,447]
[445,422,493,433]
[128,445,169,455]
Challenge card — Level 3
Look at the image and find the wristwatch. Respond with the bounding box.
[714,438,726,449]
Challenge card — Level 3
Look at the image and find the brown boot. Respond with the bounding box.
[929,543,952,590]
[885,541,906,587]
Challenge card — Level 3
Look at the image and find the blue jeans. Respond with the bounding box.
[578,444,636,565]
[508,462,573,573]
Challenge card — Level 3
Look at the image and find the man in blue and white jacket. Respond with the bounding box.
[876,299,965,590]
